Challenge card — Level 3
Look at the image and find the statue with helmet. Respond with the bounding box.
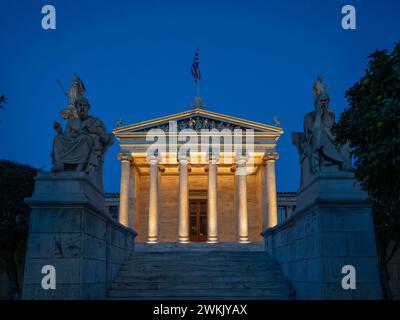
[51,74,114,189]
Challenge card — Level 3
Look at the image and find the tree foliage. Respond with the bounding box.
[0,94,7,123]
[333,42,400,298]
[0,94,7,109]
[0,159,37,299]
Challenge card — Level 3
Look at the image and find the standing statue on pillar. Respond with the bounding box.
[51,74,114,190]
[292,75,352,186]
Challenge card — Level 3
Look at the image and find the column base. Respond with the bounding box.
[147,237,158,244]
[207,237,219,244]
[178,237,190,244]
[238,237,250,244]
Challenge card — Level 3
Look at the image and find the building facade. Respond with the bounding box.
[112,107,294,243]
[105,191,296,235]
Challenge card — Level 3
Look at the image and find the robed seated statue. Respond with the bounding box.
[51,74,113,189]
[292,75,352,187]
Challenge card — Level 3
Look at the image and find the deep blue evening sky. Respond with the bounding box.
[1,0,399,192]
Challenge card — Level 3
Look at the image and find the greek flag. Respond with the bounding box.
[191,48,201,82]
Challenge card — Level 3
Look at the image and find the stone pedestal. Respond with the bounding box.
[22,172,137,300]
[295,169,370,212]
[262,172,382,299]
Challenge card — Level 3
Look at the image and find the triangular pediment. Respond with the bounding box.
[113,108,283,135]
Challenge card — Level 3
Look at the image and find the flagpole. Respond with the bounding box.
[191,47,204,108]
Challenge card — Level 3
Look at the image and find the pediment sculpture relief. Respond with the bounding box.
[154,116,249,132]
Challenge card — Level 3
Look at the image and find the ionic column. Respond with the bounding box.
[207,154,219,243]
[147,155,160,243]
[128,165,137,230]
[118,153,132,227]
[236,155,249,243]
[265,152,278,227]
[178,154,190,243]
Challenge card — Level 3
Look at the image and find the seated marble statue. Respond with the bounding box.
[293,75,352,185]
[51,95,113,174]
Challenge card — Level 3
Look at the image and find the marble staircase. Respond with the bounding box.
[107,243,296,300]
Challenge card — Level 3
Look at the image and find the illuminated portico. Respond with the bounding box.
[113,108,283,243]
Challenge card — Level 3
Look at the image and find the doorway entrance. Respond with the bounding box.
[189,199,207,242]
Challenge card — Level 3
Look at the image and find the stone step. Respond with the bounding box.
[134,242,265,252]
[119,264,280,271]
[108,288,293,298]
[108,295,295,300]
[108,250,295,300]
[127,256,275,262]
[129,252,271,257]
[111,281,291,290]
[124,261,275,267]
[119,269,281,279]
[114,274,289,283]
[133,248,267,253]
[124,257,276,263]
[127,253,274,258]
[129,252,272,257]
[126,262,275,267]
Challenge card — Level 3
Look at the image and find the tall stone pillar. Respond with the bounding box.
[147,155,160,243]
[118,153,132,227]
[207,154,219,243]
[236,155,249,243]
[128,165,137,230]
[265,152,278,227]
[178,154,190,243]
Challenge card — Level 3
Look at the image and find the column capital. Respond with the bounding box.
[177,153,190,164]
[118,152,132,162]
[235,154,248,165]
[264,152,279,162]
[207,153,220,164]
[148,154,161,165]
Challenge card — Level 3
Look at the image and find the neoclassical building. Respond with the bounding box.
[113,107,285,243]
[105,191,296,230]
